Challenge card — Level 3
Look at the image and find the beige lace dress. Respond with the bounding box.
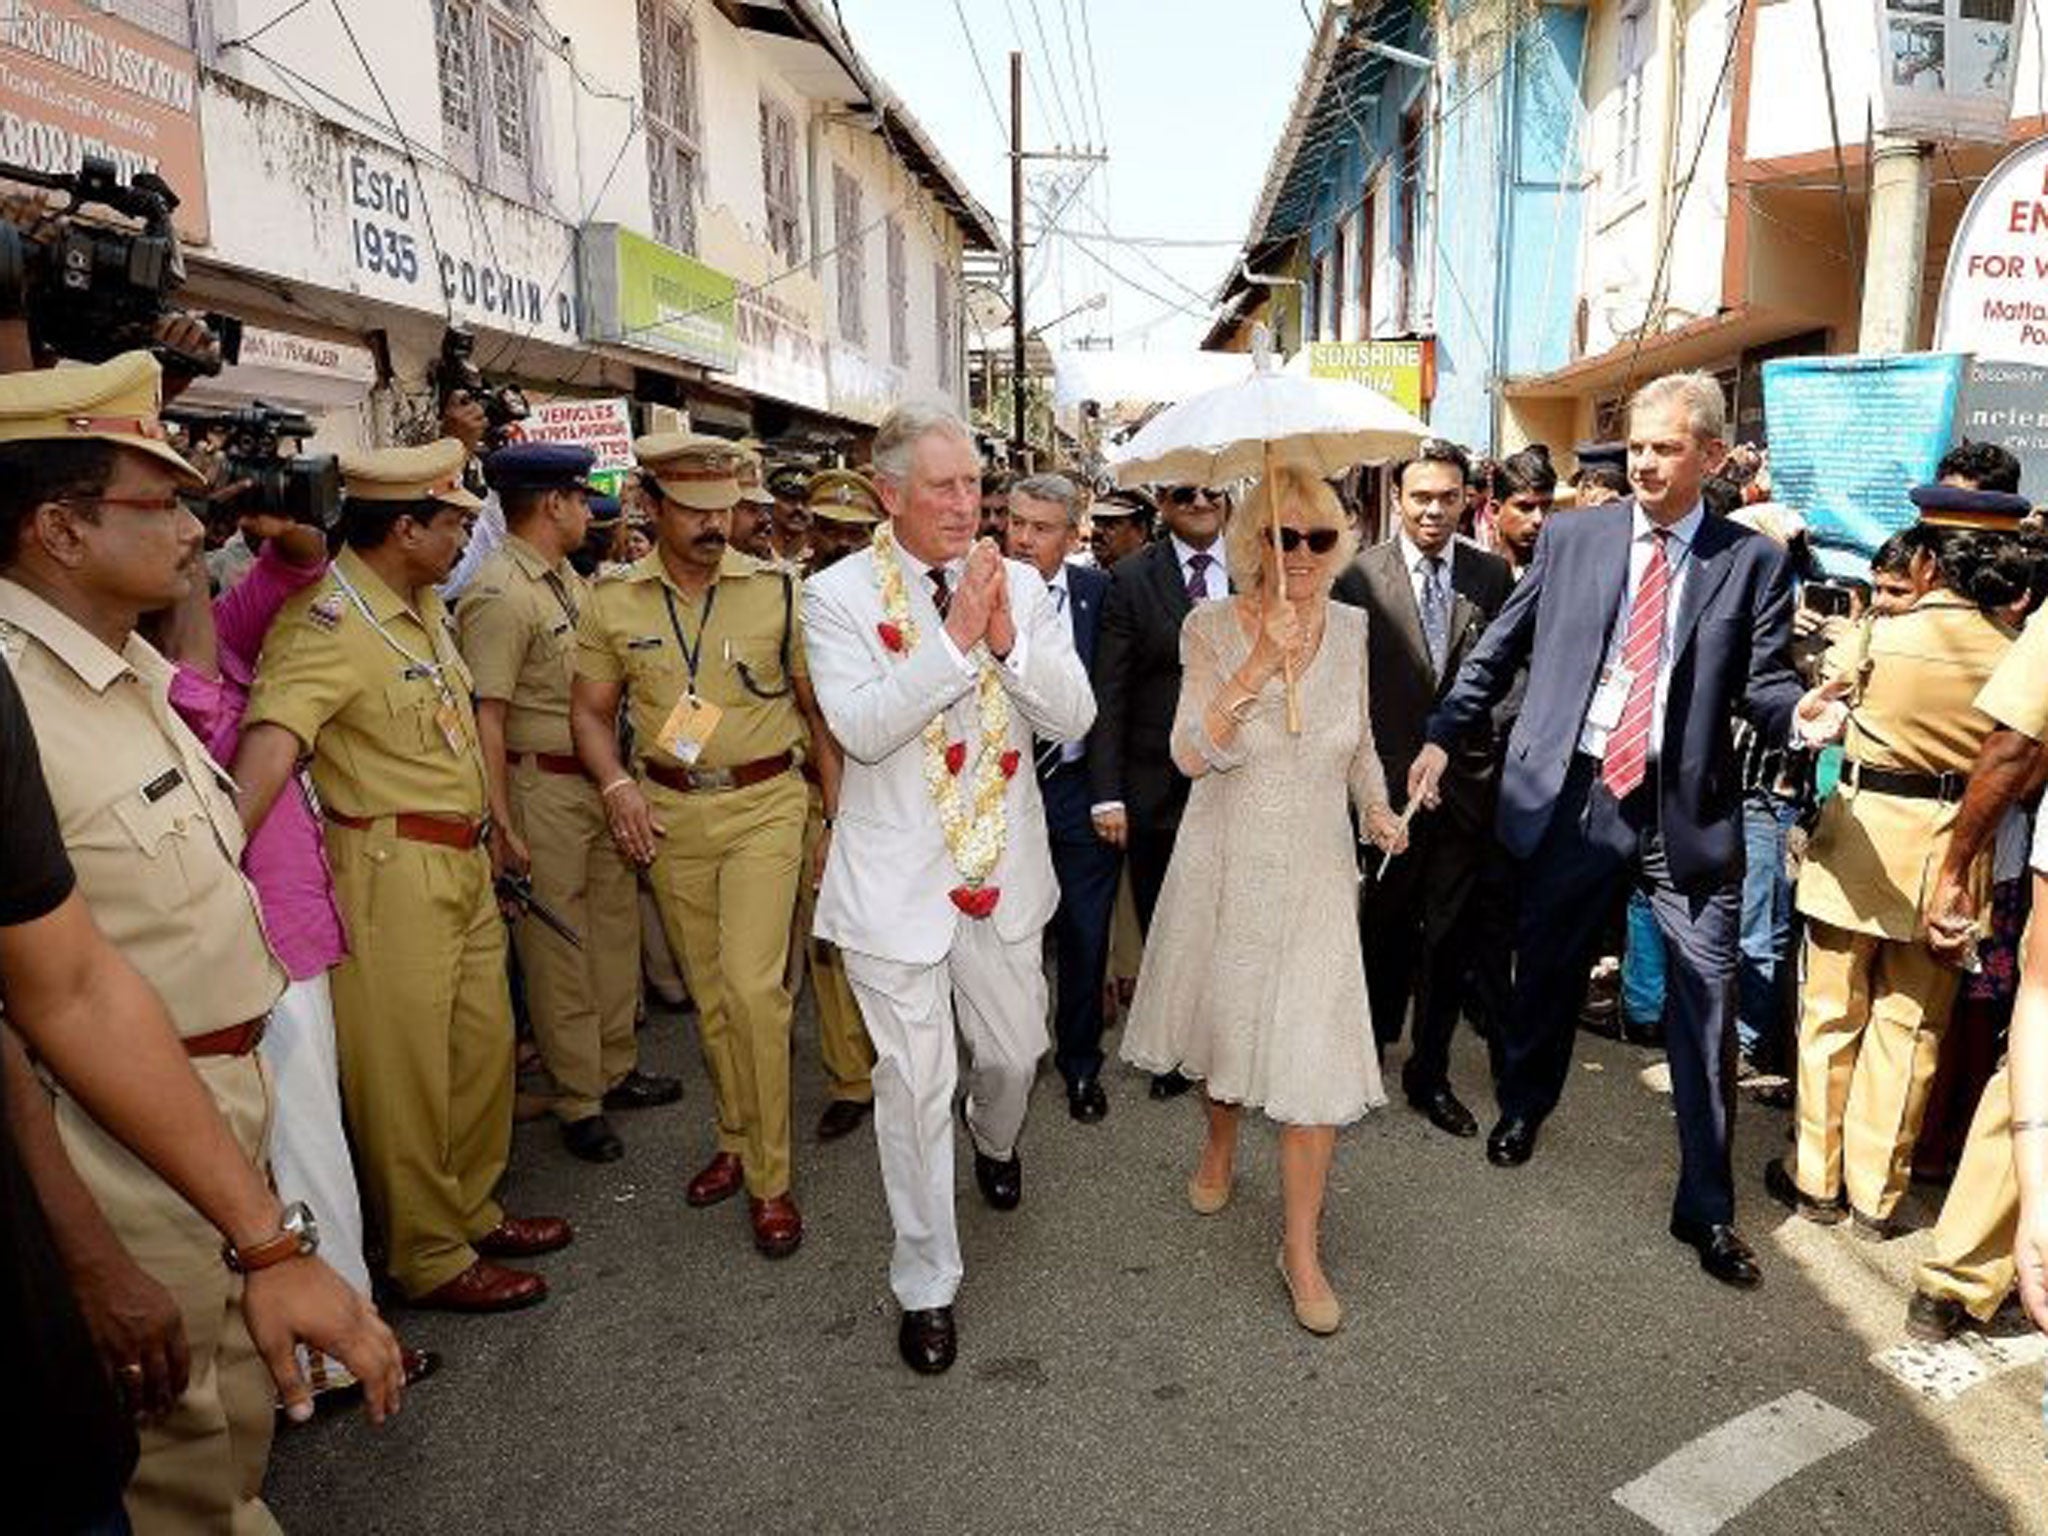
[1120,597,1390,1125]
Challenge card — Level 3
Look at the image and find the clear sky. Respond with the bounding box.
[833,0,1317,353]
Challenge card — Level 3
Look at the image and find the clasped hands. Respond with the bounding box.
[943,538,1016,660]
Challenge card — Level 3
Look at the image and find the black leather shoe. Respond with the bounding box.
[974,1149,1022,1211]
[1905,1290,1967,1343]
[561,1114,624,1163]
[1149,1070,1193,1100]
[1763,1158,1845,1224]
[602,1070,683,1111]
[1067,1074,1109,1124]
[1849,1208,1902,1243]
[1621,1019,1666,1048]
[1486,1115,1538,1167]
[1406,1083,1479,1139]
[816,1098,872,1141]
[1670,1218,1763,1289]
[898,1306,956,1374]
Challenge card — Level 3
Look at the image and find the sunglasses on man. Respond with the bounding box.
[1164,486,1224,507]
[1275,526,1340,554]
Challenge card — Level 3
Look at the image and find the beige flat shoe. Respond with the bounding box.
[1277,1248,1342,1335]
[1187,1175,1232,1215]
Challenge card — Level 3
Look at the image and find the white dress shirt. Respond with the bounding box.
[1044,565,1085,764]
[1578,500,1705,761]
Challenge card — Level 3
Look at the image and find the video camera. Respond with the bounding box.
[164,402,343,530]
[0,154,231,377]
[435,326,528,448]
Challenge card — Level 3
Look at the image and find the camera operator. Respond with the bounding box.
[0,352,402,1531]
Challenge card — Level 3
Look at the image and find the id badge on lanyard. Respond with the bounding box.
[658,584,723,765]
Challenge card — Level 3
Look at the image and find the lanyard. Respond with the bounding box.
[541,568,579,626]
[661,583,718,694]
[328,563,458,707]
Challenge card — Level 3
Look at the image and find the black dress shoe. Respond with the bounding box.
[816,1098,873,1141]
[1763,1158,1845,1224]
[1905,1290,1968,1343]
[974,1149,1022,1211]
[561,1114,624,1163]
[1149,1070,1193,1100]
[898,1306,957,1374]
[602,1070,683,1111]
[1620,1019,1666,1048]
[1406,1083,1479,1139]
[1067,1075,1109,1124]
[1670,1218,1763,1289]
[1486,1115,1538,1166]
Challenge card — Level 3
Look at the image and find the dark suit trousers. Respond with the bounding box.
[1126,823,1178,932]
[1503,754,1741,1228]
[1362,814,1484,1096]
[1044,764,1121,1084]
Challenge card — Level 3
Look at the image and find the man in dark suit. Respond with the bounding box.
[1333,439,1512,1138]
[1412,371,1840,1289]
[1007,474,1119,1121]
[1090,483,1230,1099]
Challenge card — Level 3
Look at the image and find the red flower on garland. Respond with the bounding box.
[999,749,1021,779]
[876,621,906,653]
[950,884,1002,918]
[944,740,967,776]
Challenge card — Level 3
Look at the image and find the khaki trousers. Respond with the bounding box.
[1793,919,1960,1219]
[509,762,641,1121]
[327,823,514,1297]
[55,1054,279,1535]
[791,784,874,1104]
[645,771,806,1199]
[1916,1060,2020,1318]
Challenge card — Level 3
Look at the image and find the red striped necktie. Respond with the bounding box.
[1600,529,1670,799]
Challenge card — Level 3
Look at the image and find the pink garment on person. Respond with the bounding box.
[168,543,346,980]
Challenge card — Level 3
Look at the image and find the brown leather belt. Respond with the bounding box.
[642,751,795,794]
[511,751,587,777]
[185,1019,266,1058]
[324,808,490,849]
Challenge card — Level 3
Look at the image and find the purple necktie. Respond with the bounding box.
[1186,552,1212,603]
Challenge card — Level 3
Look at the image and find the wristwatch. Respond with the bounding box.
[223,1201,321,1274]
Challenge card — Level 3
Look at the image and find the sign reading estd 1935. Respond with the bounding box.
[342,150,577,337]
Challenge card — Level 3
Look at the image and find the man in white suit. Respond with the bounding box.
[803,403,1095,1374]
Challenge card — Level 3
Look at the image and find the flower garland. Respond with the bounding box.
[871,521,1017,918]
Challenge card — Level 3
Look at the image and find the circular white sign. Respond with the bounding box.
[1934,135,2048,365]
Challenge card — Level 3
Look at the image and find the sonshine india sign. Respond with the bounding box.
[1303,339,1433,418]
[1933,134,2048,364]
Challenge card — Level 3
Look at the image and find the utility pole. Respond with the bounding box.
[1857,135,1934,353]
[1010,50,1026,460]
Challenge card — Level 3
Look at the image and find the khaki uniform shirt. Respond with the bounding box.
[245,546,488,819]
[454,534,585,755]
[575,549,806,772]
[1797,594,2014,939]
[0,579,285,1036]
[1976,604,2048,741]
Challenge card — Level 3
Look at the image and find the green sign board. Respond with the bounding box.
[581,223,737,371]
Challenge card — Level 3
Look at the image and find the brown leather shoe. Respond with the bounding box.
[749,1194,804,1258]
[412,1259,547,1313]
[685,1151,745,1207]
[474,1215,574,1258]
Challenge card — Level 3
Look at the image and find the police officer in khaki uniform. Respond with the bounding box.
[571,433,834,1258]
[798,470,880,1138]
[729,446,780,565]
[238,439,574,1313]
[0,352,401,1533]
[768,462,816,569]
[456,443,680,1165]
[1768,488,2022,1235]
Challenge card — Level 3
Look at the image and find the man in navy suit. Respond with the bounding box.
[1006,475,1119,1122]
[1411,371,1842,1289]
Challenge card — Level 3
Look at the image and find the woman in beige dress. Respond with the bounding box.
[1122,465,1406,1334]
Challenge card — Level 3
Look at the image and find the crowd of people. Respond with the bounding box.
[5,349,2048,1534]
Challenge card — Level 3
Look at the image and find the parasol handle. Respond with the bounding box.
[1264,439,1302,734]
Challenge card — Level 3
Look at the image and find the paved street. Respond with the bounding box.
[269,1001,2045,1534]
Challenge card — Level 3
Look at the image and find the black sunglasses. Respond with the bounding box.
[1166,486,1222,506]
[1276,526,1340,554]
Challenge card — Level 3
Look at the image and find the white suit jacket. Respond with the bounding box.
[803,544,1096,965]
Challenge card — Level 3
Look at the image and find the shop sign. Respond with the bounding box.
[1874,0,2027,146]
[1762,351,1968,574]
[504,396,634,474]
[1304,339,1434,418]
[0,0,208,239]
[581,223,736,371]
[1957,357,2048,499]
[827,342,904,427]
[1933,135,2048,365]
[734,287,829,414]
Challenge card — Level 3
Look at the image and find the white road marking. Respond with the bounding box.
[1871,1331,2048,1403]
[1611,1390,1874,1535]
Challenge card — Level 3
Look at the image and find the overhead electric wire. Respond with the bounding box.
[1022,0,1084,148]
[1055,0,1096,147]
[950,0,1012,150]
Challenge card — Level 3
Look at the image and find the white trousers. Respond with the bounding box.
[261,974,372,1300]
[843,921,1049,1311]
